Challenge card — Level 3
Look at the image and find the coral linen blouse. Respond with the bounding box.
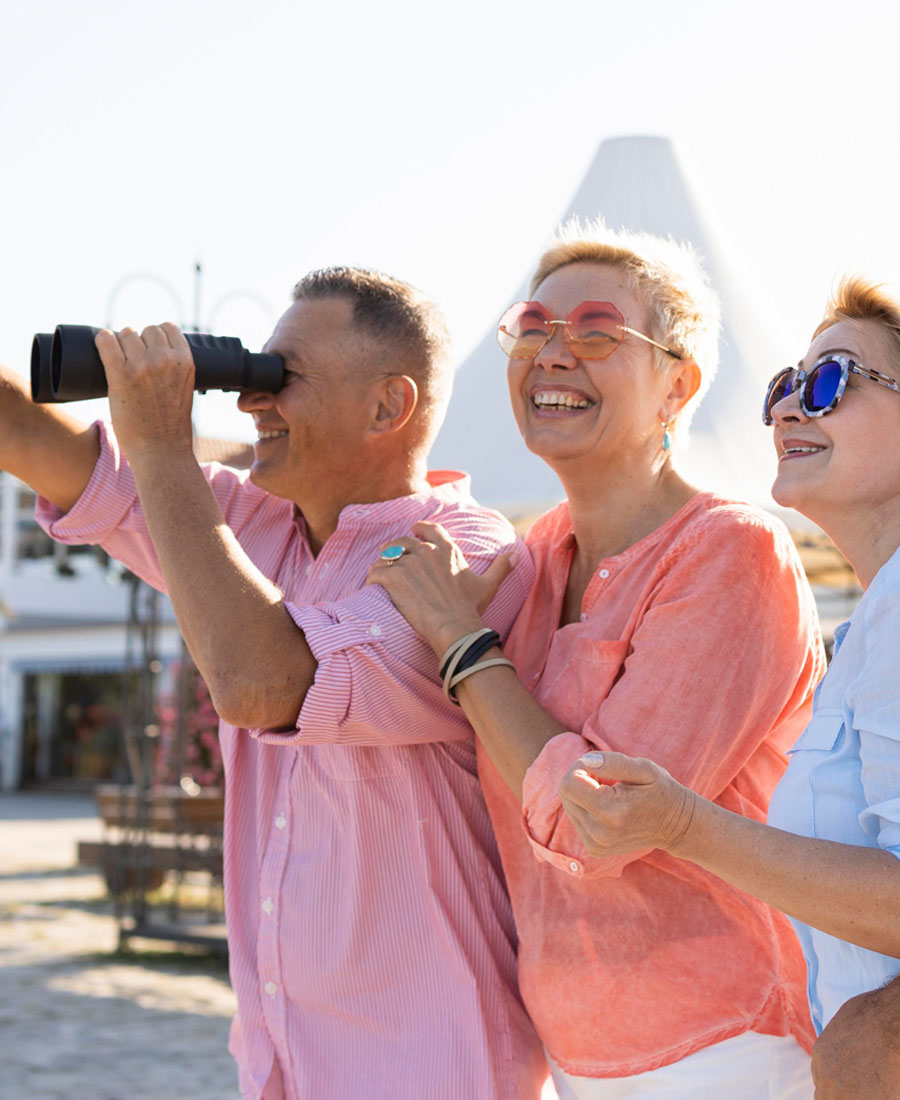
[479,493,826,1078]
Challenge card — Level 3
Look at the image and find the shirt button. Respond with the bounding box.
[580,613,587,622]
[261,898,274,915]
[305,563,312,575]
[264,981,278,996]
[274,814,286,829]
[598,568,609,579]
[369,624,383,637]
[569,860,580,873]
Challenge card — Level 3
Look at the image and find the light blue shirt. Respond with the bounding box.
[768,544,900,1033]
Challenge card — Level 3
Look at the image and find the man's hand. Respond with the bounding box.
[93,323,314,730]
[95,324,195,462]
[812,978,900,1098]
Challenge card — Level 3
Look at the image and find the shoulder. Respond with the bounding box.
[663,494,800,571]
[423,475,520,554]
[653,495,814,622]
[412,481,534,598]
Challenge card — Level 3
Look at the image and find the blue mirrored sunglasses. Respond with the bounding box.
[762,354,900,426]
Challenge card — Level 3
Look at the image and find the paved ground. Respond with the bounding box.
[1,792,559,1100]
[0,792,239,1100]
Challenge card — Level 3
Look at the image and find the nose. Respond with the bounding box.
[237,388,276,413]
[533,322,577,371]
[771,384,807,425]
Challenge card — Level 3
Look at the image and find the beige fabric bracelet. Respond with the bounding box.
[438,628,493,677]
[440,628,495,698]
[447,657,516,703]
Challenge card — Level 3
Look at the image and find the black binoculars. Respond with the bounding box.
[31,325,285,403]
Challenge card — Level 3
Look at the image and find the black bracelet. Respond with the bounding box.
[453,630,501,675]
[446,630,502,703]
[440,628,499,680]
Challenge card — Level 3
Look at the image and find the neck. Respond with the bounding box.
[809,501,900,590]
[561,454,698,565]
[300,454,430,556]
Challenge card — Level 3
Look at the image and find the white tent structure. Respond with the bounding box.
[430,136,789,515]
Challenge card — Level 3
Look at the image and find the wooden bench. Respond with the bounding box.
[79,784,224,894]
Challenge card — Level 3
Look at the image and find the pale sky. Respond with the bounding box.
[3,0,899,442]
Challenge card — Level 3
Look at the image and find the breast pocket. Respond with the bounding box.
[539,637,631,731]
[788,711,845,754]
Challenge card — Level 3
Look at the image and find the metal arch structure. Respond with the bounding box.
[94,573,227,956]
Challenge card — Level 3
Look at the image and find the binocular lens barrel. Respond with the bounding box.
[31,325,285,403]
[31,333,55,402]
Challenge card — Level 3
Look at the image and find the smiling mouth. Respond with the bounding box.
[781,444,825,459]
[531,390,594,411]
[256,430,288,442]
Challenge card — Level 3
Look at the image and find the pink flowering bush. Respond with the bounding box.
[155,659,224,789]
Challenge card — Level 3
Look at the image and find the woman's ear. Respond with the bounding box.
[369,374,419,436]
[665,358,701,417]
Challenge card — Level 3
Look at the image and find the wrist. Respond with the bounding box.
[663,785,703,858]
[429,615,489,658]
[126,441,197,472]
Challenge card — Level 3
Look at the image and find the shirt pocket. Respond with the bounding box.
[787,711,845,755]
[538,636,631,731]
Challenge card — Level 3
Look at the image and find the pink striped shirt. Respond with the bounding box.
[37,422,546,1100]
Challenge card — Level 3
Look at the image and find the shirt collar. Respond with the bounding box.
[292,469,473,542]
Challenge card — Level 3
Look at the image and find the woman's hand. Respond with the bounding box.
[367,521,517,655]
[559,751,698,859]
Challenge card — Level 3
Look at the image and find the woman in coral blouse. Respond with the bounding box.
[369,221,824,1097]
[557,275,900,1095]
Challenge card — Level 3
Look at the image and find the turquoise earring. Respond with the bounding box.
[661,419,672,452]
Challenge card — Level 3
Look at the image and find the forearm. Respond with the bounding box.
[0,367,100,510]
[451,646,566,798]
[129,449,315,729]
[672,796,900,956]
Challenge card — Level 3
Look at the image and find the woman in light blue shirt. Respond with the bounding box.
[557,273,900,1039]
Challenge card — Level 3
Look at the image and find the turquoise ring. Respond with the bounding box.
[380,544,407,565]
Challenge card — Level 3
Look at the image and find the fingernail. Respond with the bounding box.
[509,552,519,567]
[580,751,604,768]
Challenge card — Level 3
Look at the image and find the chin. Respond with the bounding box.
[770,477,801,512]
[771,475,827,527]
[248,460,278,495]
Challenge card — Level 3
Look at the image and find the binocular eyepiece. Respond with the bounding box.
[31,325,285,403]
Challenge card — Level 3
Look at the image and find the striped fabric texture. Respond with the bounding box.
[38,422,548,1100]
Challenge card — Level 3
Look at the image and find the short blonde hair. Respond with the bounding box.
[529,218,721,428]
[813,274,900,373]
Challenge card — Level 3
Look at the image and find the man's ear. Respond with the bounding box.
[368,374,418,436]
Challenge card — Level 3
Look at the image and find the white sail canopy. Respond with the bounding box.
[430,136,786,513]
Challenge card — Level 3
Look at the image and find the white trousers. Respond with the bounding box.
[547,1032,813,1099]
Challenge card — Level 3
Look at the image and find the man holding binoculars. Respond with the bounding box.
[0,267,545,1099]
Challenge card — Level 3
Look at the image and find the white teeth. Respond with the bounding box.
[532,391,591,409]
[784,446,822,454]
[258,430,288,440]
